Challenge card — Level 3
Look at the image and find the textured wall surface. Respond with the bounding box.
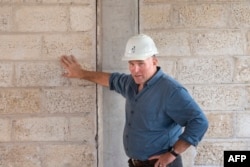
[1,0,250,167]
[0,0,97,167]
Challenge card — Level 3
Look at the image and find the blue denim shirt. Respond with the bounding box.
[109,67,208,160]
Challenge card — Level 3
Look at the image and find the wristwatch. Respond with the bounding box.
[169,147,179,157]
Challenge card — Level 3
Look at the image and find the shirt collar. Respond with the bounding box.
[144,66,163,87]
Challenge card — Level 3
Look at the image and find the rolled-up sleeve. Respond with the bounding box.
[166,87,209,146]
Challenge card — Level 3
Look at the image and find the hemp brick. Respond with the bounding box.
[0,119,11,141]
[206,113,234,138]
[246,32,250,55]
[146,31,191,56]
[0,145,42,167]
[245,87,250,110]
[234,57,250,83]
[43,87,96,114]
[191,30,244,56]
[196,141,249,165]
[173,4,228,28]
[0,89,41,114]
[43,144,96,167]
[15,62,68,87]
[42,0,92,4]
[157,57,176,78]
[42,33,95,62]
[231,4,250,28]
[178,57,233,84]
[70,6,95,32]
[0,62,13,87]
[192,86,244,111]
[15,6,68,32]
[142,0,188,3]
[12,117,68,141]
[140,4,171,30]
[66,116,96,142]
[0,6,12,32]
[236,113,250,137]
[0,35,41,60]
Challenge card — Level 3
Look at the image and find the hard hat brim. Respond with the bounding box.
[122,52,159,61]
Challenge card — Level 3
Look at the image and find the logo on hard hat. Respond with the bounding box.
[131,46,136,53]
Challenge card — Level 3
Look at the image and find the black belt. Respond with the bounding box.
[130,159,157,167]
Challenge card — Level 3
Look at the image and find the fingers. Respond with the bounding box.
[148,155,159,160]
[61,55,71,67]
[148,156,160,167]
[60,55,83,78]
[70,55,77,63]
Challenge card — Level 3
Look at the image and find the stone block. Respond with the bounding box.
[245,86,250,110]
[173,4,228,28]
[140,4,171,30]
[195,141,249,166]
[145,31,191,56]
[42,33,95,63]
[157,57,176,78]
[246,32,250,55]
[142,0,188,2]
[231,4,250,28]
[12,116,96,142]
[236,113,250,137]
[43,144,96,167]
[192,86,244,111]
[234,57,250,83]
[178,57,233,84]
[42,0,92,4]
[12,117,68,141]
[70,6,95,31]
[0,89,41,114]
[0,62,13,87]
[0,119,11,141]
[205,113,234,138]
[191,30,244,56]
[0,144,42,167]
[14,61,90,87]
[15,6,68,32]
[0,35,41,60]
[0,6,12,31]
[66,116,96,142]
[43,87,96,114]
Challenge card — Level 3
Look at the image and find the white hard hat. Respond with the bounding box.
[122,34,159,61]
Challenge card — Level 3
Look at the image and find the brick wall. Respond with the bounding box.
[140,0,250,166]
[1,0,250,167]
[0,1,97,167]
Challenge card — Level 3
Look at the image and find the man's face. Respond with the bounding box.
[128,56,158,85]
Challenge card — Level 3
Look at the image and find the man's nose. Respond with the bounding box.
[133,65,139,73]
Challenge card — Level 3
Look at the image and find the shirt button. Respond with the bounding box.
[131,110,134,114]
[128,123,131,126]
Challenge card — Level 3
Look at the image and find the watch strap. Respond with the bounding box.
[169,147,179,157]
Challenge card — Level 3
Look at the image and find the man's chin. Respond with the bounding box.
[133,80,143,85]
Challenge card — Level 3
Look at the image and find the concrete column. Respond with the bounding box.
[101,0,138,167]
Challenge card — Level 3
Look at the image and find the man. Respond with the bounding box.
[60,34,209,167]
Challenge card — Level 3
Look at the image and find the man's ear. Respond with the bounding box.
[152,56,158,65]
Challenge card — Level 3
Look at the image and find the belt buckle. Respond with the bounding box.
[131,159,137,166]
[131,159,140,166]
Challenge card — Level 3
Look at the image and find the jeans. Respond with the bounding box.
[128,156,183,167]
